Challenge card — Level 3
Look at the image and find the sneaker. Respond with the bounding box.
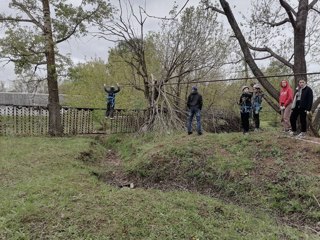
[296,132,306,138]
[288,130,297,136]
[243,132,249,135]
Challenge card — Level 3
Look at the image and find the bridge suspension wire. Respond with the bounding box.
[115,71,320,88]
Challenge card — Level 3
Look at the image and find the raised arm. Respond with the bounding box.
[114,83,121,93]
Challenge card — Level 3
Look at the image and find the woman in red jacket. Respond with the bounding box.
[279,80,293,132]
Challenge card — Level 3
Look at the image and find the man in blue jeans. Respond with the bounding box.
[187,86,203,135]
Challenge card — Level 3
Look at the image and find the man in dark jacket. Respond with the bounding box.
[289,79,313,138]
[104,83,120,118]
[187,86,203,135]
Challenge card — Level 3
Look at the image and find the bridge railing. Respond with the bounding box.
[0,105,149,135]
[0,104,94,136]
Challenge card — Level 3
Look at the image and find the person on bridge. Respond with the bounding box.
[104,83,120,119]
[289,79,313,138]
[187,86,203,135]
[279,80,293,132]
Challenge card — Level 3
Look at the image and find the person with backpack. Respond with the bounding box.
[187,86,203,135]
[239,86,252,134]
[279,80,293,132]
[251,83,264,131]
[289,79,313,138]
[104,83,120,118]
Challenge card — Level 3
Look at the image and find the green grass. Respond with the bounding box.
[0,135,318,239]
[104,132,320,224]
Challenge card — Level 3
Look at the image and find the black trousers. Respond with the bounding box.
[290,108,307,132]
[241,112,250,132]
[106,102,114,117]
[253,113,260,129]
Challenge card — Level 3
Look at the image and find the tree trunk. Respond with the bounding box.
[218,0,319,135]
[219,0,279,102]
[293,0,308,87]
[42,0,62,136]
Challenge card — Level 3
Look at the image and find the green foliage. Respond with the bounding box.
[0,0,112,78]
[61,60,107,108]
[263,61,293,91]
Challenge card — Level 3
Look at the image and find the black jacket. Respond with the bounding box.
[239,92,252,113]
[187,91,203,110]
[293,86,313,111]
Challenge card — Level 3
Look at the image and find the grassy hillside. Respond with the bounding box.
[99,132,320,232]
[0,133,319,239]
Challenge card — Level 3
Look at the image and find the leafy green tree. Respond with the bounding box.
[0,0,112,135]
[62,60,107,108]
[62,58,147,110]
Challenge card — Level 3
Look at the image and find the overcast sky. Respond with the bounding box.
[0,0,249,88]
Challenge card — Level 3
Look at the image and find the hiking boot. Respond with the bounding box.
[198,132,202,136]
[188,132,192,135]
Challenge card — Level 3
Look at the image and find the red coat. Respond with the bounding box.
[279,80,293,107]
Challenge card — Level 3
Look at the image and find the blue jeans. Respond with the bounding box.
[187,108,202,133]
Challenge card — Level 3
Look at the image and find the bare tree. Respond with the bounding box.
[98,1,231,131]
[203,0,320,135]
[154,5,230,108]
[0,0,112,136]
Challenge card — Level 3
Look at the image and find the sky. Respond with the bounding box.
[0,0,250,88]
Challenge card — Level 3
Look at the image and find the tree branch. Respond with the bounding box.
[217,0,279,101]
[248,43,294,69]
[279,0,296,28]
[0,16,36,24]
[56,3,102,44]
[308,0,319,10]
[311,7,320,13]
[203,0,225,15]
[11,0,44,30]
[253,55,272,61]
[259,18,290,27]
